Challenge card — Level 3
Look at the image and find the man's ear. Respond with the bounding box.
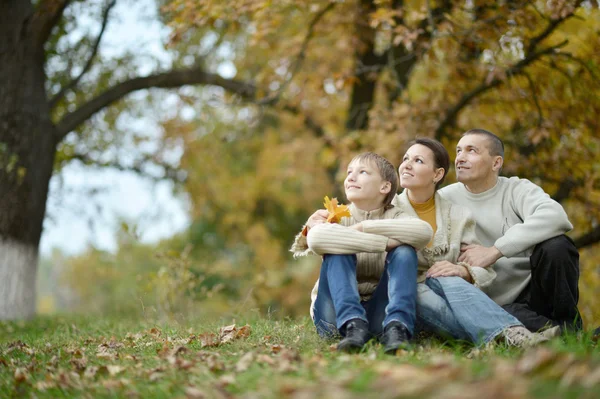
[380,181,392,194]
[492,156,503,173]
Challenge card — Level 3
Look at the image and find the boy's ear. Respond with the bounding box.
[380,181,392,194]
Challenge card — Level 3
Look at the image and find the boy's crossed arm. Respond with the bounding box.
[306,217,433,256]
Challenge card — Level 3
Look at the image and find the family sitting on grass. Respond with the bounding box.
[292,129,583,354]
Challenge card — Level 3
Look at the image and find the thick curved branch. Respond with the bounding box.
[574,226,600,249]
[69,153,185,183]
[49,0,116,110]
[31,0,72,48]
[55,68,256,141]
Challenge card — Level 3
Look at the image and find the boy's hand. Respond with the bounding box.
[306,209,329,229]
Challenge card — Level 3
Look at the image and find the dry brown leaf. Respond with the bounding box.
[235,352,255,372]
[198,333,219,348]
[516,347,558,374]
[185,386,206,399]
[219,324,252,344]
[323,196,351,223]
[34,380,56,391]
[106,365,126,376]
[256,354,276,365]
[14,367,28,384]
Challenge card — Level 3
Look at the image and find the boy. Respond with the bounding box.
[291,152,432,353]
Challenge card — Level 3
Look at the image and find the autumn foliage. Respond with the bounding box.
[48,1,600,327]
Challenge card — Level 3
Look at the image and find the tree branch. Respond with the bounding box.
[551,177,578,203]
[69,153,185,183]
[55,68,257,141]
[523,71,543,126]
[435,40,568,138]
[49,0,117,110]
[555,52,600,83]
[31,0,72,48]
[259,2,336,106]
[573,226,600,249]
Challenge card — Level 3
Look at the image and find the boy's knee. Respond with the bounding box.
[386,245,417,263]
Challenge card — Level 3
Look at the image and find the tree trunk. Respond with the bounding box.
[0,0,57,319]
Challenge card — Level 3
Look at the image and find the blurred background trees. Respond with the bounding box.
[10,0,600,325]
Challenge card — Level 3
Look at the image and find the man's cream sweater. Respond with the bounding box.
[439,177,573,305]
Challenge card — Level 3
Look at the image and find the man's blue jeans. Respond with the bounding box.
[312,245,418,338]
[416,276,523,345]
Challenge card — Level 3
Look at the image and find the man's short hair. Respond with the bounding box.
[462,129,505,158]
[350,152,399,208]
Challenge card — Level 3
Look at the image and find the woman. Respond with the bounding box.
[394,138,546,347]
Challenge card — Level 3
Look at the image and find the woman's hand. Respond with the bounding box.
[426,260,470,280]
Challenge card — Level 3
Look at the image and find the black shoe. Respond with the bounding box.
[380,321,410,354]
[337,319,370,353]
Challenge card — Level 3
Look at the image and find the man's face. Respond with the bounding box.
[455,134,499,185]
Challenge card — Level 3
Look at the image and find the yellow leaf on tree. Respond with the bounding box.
[323,196,351,224]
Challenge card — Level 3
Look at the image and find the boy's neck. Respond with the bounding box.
[352,199,385,212]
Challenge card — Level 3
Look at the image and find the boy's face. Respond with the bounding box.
[344,159,391,208]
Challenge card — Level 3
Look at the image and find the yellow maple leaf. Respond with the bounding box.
[323,196,351,224]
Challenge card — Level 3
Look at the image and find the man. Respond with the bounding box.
[439,129,582,333]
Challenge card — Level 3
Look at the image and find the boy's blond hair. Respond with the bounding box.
[349,152,399,208]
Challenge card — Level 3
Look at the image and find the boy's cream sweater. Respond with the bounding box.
[290,202,433,311]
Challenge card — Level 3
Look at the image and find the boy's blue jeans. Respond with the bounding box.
[312,245,418,338]
[416,276,523,345]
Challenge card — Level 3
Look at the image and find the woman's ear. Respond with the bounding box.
[434,167,445,183]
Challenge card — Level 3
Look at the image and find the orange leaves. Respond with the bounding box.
[323,196,351,224]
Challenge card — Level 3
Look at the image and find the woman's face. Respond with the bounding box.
[399,144,444,190]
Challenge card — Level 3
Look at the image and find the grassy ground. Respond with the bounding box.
[1,315,599,398]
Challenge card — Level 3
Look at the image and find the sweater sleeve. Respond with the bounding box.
[359,218,433,250]
[306,223,388,255]
[494,178,573,257]
[289,225,313,257]
[455,205,496,288]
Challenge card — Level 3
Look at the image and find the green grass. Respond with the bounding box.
[1,315,599,398]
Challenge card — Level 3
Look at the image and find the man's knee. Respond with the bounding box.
[533,235,577,260]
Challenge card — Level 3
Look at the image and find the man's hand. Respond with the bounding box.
[458,244,502,268]
[306,209,329,229]
[426,261,470,280]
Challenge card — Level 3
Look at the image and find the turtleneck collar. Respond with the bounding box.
[408,194,435,213]
[350,203,387,222]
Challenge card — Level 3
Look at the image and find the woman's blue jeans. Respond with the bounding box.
[312,245,418,338]
[416,276,523,345]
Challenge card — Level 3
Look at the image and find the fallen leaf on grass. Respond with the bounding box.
[185,386,206,399]
[516,347,558,374]
[14,367,29,384]
[235,352,255,372]
[219,324,252,344]
[198,333,219,348]
[34,380,56,391]
[106,365,126,376]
